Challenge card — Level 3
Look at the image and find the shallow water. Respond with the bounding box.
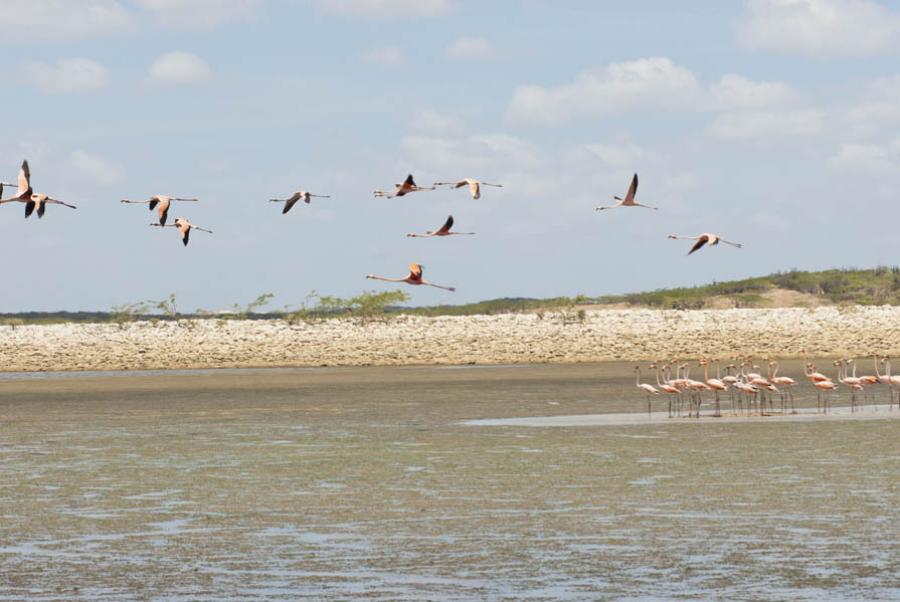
[1,362,898,600]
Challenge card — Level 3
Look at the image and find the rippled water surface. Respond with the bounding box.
[1,361,898,600]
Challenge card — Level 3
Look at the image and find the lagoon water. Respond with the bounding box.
[1,362,898,600]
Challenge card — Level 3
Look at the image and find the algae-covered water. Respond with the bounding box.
[1,362,898,600]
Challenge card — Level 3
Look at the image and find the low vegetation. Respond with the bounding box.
[4,268,900,325]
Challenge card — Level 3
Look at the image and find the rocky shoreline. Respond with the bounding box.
[2,306,899,372]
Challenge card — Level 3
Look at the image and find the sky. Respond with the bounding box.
[2,0,900,312]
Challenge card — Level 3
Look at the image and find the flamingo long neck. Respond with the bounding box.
[874,355,884,379]
[635,368,641,387]
[702,362,710,382]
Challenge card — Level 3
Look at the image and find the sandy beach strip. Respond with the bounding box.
[3,305,900,372]
[464,404,899,427]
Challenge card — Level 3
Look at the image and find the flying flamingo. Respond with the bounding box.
[667,233,742,255]
[374,174,435,198]
[366,263,455,292]
[700,358,727,417]
[596,173,657,211]
[122,195,198,226]
[407,215,475,238]
[269,190,330,214]
[0,179,17,199]
[0,160,77,218]
[150,217,212,246]
[635,366,659,417]
[433,178,502,200]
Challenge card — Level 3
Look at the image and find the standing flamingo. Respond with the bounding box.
[635,366,659,417]
[433,178,502,200]
[366,263,455,291]
[720,362,740,414]
[651,363,680,418]
[814,377,837,413]
[880,357,898,410]
[700,358,727,417]
[836,360,863,412]
[407,215,475,238]
[768,360,797,414]
[596,173,658,211]
[122,195,198,226]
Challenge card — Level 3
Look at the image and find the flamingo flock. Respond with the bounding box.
[634,356,897,418]
[2,161,740,286]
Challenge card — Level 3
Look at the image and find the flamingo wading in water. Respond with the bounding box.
[635,366,659,418]
[366,263,455,291]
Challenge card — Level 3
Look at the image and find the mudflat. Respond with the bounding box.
[1,362,898,600]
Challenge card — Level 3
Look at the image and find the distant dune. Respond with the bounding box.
[3,305,900,372]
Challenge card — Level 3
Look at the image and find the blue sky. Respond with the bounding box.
[3,0,900,312]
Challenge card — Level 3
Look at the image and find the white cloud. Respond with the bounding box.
[135,0,261,28]
[707,109,826,141]
[710,74,802,110]
[507,57,701,125]
[401,133,541,176]
[584,143,652,167]
[147,51,212,85]
[68,150,124,186]
[0,0,134,40]
[24,58,108,94]
[830,141,899,173]
[846,75,900,133]
[738,0,900,57]
[409,109,464,135]
[361,46,406,66]
[447,36,496,59]
[317,0,450,19]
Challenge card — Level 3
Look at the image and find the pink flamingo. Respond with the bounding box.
[635,366,659,417]
[768,360,797,414]
[700,358,727,417]
[407,215,475,238]
[366,263,455,291]
[651,363,680,418]
[374,174,435,198]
